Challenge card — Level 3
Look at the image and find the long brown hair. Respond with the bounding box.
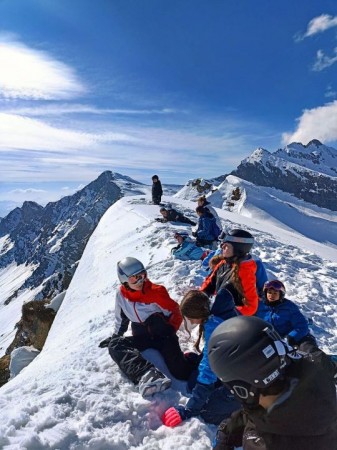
[180,290,211,353]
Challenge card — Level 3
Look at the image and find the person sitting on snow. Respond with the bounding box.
[100,257,197,398]
[197,195,222,230]
[193,206,220,248]
[171,231,208,261]
[256,279,316,348]
[162,290,241,427]
[156,205,196,225]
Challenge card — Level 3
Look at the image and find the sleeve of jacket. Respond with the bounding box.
[236,260,259,316]
[185,381,216,417]
[200,261,223,295]
[172,242,191,260]
[197,317,222,385]
[153,286,183,331]
[113,290,130,335]
[287,302,310,342]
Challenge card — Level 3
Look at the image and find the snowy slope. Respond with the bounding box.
[0,194,336,449]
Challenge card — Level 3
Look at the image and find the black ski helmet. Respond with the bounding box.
[220,229,254,257]
[263,280,286,300]
[208,316,289,388]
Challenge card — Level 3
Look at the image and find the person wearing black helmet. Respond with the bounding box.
[102,257,197,398]
[208,316,337,450]
[256,279,316,348]
[151,175,163,205]
[201,229,268,316]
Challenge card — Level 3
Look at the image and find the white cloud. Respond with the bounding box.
[298,14,337,40]
[282,100,337,144]
[9,188,46,194]
[0,104,179,117]
[0,36,86,99]
[312,48,337,71]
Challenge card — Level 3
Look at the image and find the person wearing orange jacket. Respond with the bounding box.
[201,229,267,316]
[104,257,197,397]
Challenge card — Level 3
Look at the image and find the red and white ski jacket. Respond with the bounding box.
[114,279,182,335]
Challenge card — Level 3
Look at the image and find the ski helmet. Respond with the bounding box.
[117,257,146,284]
[208,316,289,388]
[220,229,254,257]
[174,230,189,240]
[263,280,286,300]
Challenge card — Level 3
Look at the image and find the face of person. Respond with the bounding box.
[127,271,146,290]
[266,288,281,302]
[160,210,168,218]
[197,199,204,207]
[186,317,203,325]
[175,235,184,244]
[221,242,234,258]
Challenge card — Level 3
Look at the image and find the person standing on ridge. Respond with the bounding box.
[152,175,163,205]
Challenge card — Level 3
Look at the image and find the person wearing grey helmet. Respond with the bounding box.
[101,257,197,398]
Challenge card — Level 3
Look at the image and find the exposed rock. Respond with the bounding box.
[6,300,56,355]
[0,355,10,387]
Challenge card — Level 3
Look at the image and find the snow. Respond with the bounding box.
[0,193,336,449]
[0,263,40,357]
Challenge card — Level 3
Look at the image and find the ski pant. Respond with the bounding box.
[200,385,241,425]
[108,332,196,384]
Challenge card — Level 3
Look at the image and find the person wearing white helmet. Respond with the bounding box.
[104,257,197,398]
[171,230,207,261]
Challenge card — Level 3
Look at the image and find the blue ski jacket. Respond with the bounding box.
[256,298,310,342]
[171,238,205,261]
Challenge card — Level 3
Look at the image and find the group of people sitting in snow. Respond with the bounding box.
[99,192,337,450]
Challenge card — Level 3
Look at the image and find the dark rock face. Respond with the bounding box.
[0,171,125,303]
[231,142,337,211]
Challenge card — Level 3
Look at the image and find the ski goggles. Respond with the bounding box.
[128,271,146,285]
[220,235,254,244]
[263,280,285,292]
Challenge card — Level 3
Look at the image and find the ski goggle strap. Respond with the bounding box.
[222,235,254,244]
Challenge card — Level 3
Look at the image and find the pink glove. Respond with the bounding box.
[162,407,183,427]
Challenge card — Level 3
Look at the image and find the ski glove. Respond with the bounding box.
[99,337,112,348]
[98,333,123,348]
[162,406,190,427]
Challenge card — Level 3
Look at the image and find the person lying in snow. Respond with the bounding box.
[155,205,196,225]
[171,230,208,261]
[201,229,268,316]
[208,316,337,450]
[162,290,241,427]
[100,257,197,397]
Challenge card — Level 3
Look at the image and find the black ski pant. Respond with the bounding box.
[108,332,196,384]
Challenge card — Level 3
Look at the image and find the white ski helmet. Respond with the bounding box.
[117,257,146,284]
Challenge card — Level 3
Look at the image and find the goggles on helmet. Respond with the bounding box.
[263,280,285,293]
[221,235,254,244]
[128,270,146,285]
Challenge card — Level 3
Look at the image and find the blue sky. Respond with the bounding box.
[1,0,337,212]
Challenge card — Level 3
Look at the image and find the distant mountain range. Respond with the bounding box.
[0,171,145,305]
[231,139,337,211]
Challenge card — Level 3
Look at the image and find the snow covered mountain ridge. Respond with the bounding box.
[231,139,337,210]
[0,195,335,449]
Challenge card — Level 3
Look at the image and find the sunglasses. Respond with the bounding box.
[128,271,146,284]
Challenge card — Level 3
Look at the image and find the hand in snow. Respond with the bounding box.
[98,337,112,348]
[162,407,185,427]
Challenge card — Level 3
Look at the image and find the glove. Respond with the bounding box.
[99,333,123,348]
[99,337,112,348]
[192,231,197,237]
[162,406,186,427]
